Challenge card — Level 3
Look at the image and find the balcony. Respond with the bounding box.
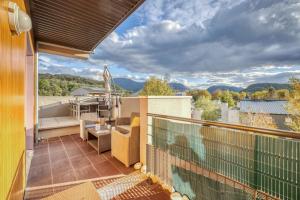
[1,1,299,200]
[23,96,300,199]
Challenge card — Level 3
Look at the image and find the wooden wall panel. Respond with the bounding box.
[25,55,35,150]
[0,0,28,199]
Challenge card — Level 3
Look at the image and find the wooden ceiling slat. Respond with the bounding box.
[36,31,97,44]
[30,0,145,55]
[33,19,108,38]
[33,1,119,27]
[36,32,97,47]
[67,0,129,17]
[31,8,115,32]
[112,0,140,8]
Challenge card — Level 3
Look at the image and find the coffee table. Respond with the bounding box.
[87,126,111,154]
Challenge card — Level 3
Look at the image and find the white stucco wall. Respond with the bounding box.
[147,96,192,118]
[146,96,192,149]
[120,97,140,118]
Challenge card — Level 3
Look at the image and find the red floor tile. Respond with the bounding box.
[52,171,76,184]
[31,154,50,167]
[80,145,95,153]
[60,135,73,142]
[65,147,84,158]
[34,142,48,149]
[49,143,64,152]
[70,156,91,169]
[33,146,48,157]
[51,159,72,175]
[86,151,107,164]
[94,160,121,177]
[63,142,78,150]
[27,164,52,187]
[48,137,60,142]
[75,165,99,180]
[50,151,67,162]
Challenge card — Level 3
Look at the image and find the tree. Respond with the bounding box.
[211,90,223,100]
[286,78,300,132]
[276,89,289,100]
[220,90,235,107]
[267,87,276,99]
[239,91,247,100]
[187,90,211,102]
[230,91,240,102]
[195,97,220,121]
[251,90,268,100]
[139,77,174,96]
[39,79,51,96]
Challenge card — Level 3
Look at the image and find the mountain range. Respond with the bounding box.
[242,83,291,93]
[207,83,291,93]
[207,85,244,93]
[113,78,189,92]
[40,74,291,96]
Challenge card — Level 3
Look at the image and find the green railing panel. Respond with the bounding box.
[147,117,300,200]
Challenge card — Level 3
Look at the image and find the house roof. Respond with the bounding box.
[71,87,106,96]
[28,0,145,59]
[239,100,288,115]
[82,87,106,93]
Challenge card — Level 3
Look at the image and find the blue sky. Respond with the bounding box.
[39,0,300,89]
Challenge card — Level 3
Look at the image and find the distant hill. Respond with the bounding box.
[207,85,244,93]
[39,73,125,96]
[243,83,291,93]
[40,73,104,86]
[169,82,189,91]
[113,78,189,92]
[113,78,144,92]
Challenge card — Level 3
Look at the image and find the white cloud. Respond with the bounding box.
[92,0,300,75]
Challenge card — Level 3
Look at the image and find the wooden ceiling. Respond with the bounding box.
[29,0,144,59]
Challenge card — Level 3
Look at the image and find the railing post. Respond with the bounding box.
[139,97,148,165]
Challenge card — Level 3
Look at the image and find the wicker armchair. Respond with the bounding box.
[111,112,140,167]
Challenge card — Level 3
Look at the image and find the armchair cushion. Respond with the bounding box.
[116,125,130,134]
[116,117,131,126]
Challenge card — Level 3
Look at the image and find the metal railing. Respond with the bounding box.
[146,113,300,200]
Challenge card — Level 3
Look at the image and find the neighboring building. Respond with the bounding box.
[239,100,289,130]
[192,108,203,120]
[71,87,106,96]
[220,103,240,124]
[175,91,187,96]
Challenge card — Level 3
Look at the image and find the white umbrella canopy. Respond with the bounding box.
[102,65,113,116]
[102,65,121,119]
[103,64,112,94]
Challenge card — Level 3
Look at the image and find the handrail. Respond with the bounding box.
[147,113,300,140]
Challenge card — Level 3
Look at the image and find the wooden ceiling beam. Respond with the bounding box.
[38,42,90,60]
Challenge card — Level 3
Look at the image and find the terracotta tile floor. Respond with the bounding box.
[112,179,170,200]
[25,177,170,200]
[27,134,135,187]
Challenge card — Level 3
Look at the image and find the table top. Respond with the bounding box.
[87,126,110,137]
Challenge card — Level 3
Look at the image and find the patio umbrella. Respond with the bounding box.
[103,64,112,95]
[103,65,112,119]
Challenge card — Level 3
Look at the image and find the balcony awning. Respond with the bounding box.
[29,0,144,59]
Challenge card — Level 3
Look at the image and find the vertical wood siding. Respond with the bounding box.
[0,0,27,199]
